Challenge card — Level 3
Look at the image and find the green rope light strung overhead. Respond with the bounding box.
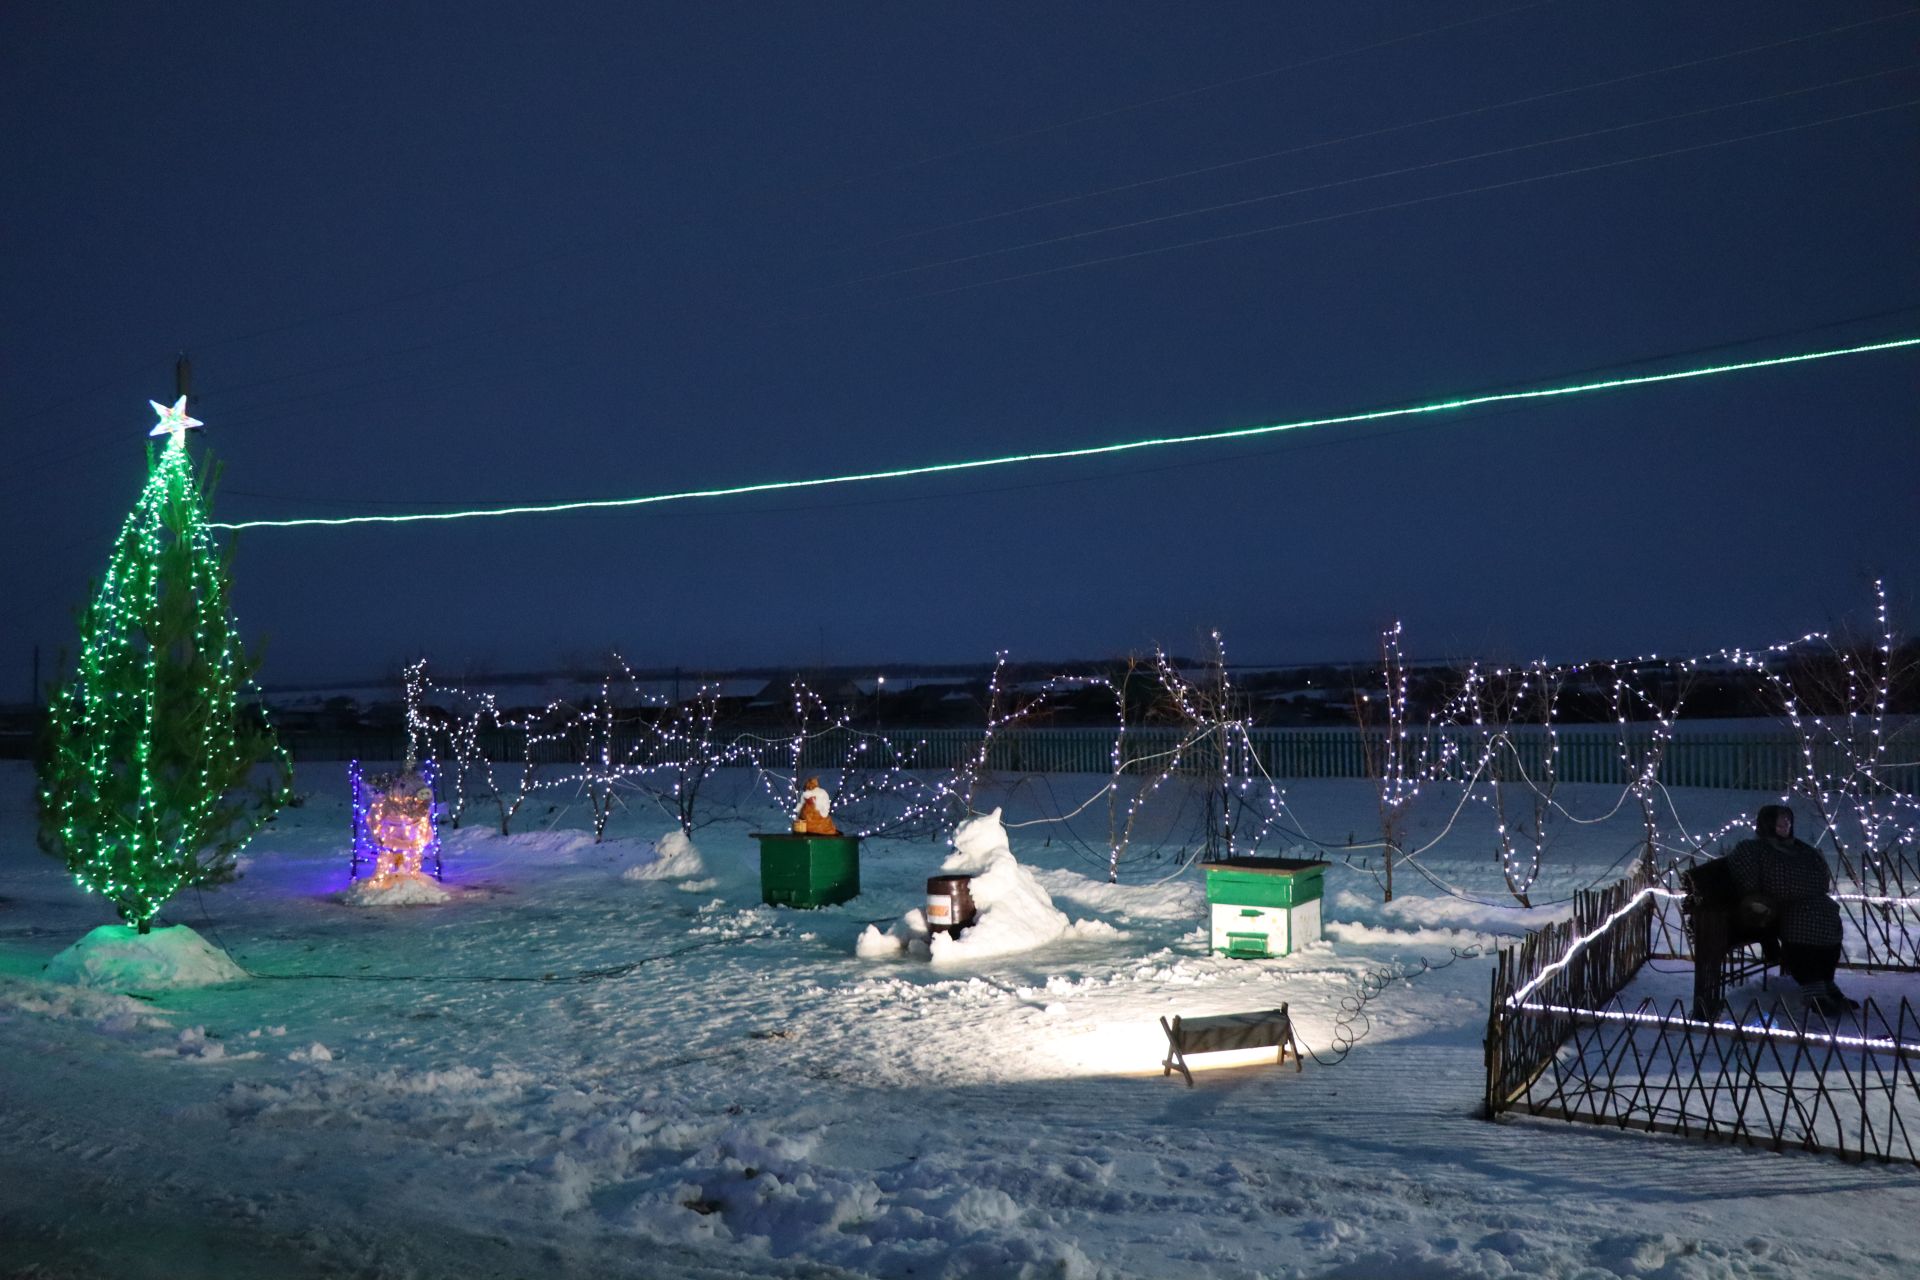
[210,334,1919,533]
[38,399,290,933]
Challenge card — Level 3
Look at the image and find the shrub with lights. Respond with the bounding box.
[37,398,288,936]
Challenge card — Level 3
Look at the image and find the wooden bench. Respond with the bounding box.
[1159,1005,1301,1087]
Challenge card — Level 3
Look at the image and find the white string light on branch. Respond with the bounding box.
[371,584,1912,903]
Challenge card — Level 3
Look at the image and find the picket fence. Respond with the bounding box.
[283,724,1918,794]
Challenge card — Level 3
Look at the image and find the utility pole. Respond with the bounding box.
[175,352,193,407]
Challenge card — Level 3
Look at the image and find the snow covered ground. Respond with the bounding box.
[3,760,1918,1279]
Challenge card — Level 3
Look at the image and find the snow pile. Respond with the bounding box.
[1034,865,1202,922]
[623,829,707,880]
[1323,918,1495,950]
[146,1024,265,1062]
[42,924,247,991]
[342,872,451,906]
[1330,885,1566,934]
[614,1116,1105,1276]
[0,975,174,1033]
[858,809,1106,964]
[855,911,924,958]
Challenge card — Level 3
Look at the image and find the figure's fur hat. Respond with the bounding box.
[1755,803,1794,838]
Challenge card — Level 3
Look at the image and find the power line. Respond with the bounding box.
[12,7,1902,450]
[832,65,1919,290]
[831,10,1920,258]
[210,304,1920,518]
[843,98,1920,310]
[9,10,1565,436]
[17,18,1903,480]
[206,333,1920,533]
[773,0,1569,200]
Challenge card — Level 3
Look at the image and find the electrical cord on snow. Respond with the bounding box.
[1296,943,1486,1067]
[239,931,787,984]
[185,887,785,984]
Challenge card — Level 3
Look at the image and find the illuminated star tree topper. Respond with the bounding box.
[37,399,288,933]
[148,394,203,449]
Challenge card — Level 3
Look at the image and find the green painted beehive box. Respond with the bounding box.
[1205,857,1327,959]
[755,833,861,908]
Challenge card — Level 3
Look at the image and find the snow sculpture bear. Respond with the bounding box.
[931,807,1072,963]
[854,807,1079,964]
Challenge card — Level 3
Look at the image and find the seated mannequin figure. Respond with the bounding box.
[792,776,839,836]
[1724,803,1857,1017]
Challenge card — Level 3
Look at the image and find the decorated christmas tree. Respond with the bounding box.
[37,397,288,936]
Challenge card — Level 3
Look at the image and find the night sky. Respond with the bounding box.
[4,1,1916,691]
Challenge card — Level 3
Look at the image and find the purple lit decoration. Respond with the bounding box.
[349,760,444,882]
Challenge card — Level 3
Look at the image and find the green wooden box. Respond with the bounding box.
[755,833,861,908]
[1205,857,1326,909]
[1205,858,1327,958]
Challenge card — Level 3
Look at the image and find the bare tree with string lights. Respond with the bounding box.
[403,662,514,833]
[1097,640,1292,883]
[635,677,742,839]
[1480,660,1570,908]
[1352,622,1441,903]
[1732,581,1920,889]
[1603,658,1690,877]
[562,657,657,843]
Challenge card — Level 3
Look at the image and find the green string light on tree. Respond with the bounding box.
[37,397,289,934]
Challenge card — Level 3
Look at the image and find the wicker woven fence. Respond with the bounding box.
[1484,868,1660,1115]
[1486,863,1920,1164]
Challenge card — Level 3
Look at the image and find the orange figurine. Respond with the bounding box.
[792,777,839,835]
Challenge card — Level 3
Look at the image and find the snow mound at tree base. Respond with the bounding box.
[623,830,706,880]
[342,873,452,906]
[44,924,247,991]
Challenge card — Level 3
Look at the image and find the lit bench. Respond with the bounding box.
[1159,1005,1302,1087]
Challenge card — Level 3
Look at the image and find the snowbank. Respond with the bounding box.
[622,829,707,880]
[1034,865,1203,922]
[1329,885,1566,934]
[43,924,247,991]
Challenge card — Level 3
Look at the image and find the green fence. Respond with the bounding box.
[285,724,1918,794]
[801,726,1913,792]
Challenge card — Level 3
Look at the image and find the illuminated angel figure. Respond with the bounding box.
[792,776,839,836]
[362,786,432,886]
[351,767,439,886]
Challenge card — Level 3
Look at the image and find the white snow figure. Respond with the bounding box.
[929,808,1072,963]
[853,807,1081,963]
